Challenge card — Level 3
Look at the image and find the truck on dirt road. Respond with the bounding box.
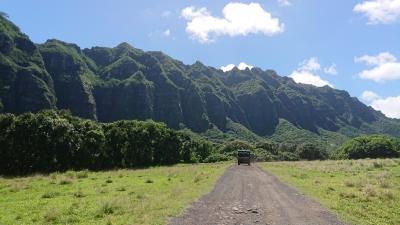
[237,150,251,165]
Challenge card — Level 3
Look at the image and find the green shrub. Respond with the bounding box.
[204,153,231,163]
[336,135,400,159]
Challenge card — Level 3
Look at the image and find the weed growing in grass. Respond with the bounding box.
[363,185,377,198]
[76,170,89,179]
[136,193,146,200]
[43,208,60,222]
[372,161,383,169]
[380,190,395,200]
[41,191,60,199]
[105,218,113,225]
[116,186,126,192]
[97,200,119,216]
[49,172,58,180]
[105,179,113,184]
[73,190,86,198]
[59,177,73,185]
[65,171,76,179]
[194,176,201,183]
[96,187,108,194]
[326,186,335,192]
[145,179,154,183]
[339,191,357,199]
[344,180,355,187]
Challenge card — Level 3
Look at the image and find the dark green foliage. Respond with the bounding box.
[0,110,215,175]
[220,140,254,157]
[295,144,328,160]
[204,153,231,163]
[335,135,400,159]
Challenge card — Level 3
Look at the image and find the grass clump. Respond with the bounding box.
[339,191,357,199]
[73,190,86,198]
[116,186,126,192]
[76,170,89,179]
[58,177,73,185]
[41,191,60,199]
[105,179,113,184]
[43,208,60,222]
[97,200,119,216]
[145,179,154,184]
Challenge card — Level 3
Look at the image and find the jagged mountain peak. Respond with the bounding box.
[1,16,400,149]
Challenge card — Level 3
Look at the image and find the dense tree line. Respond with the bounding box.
[0,110,213,175]
[216,140,328,161]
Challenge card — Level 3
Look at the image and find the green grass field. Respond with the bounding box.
[260,159,400,225]
[0,163,229,225]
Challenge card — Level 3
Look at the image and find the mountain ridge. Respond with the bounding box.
[1,15,399,149]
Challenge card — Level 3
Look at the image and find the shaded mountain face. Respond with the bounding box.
[1,15,399,144]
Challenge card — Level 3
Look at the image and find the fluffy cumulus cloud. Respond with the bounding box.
[361,90,381,102]
[181,2,284,43]
[371,96,400,118]
[220,62,254,72]
[289,58,333,87]
[354,0,400,24]
[324,64,338,75]
[355,52,400,82]
[361,91,400,118]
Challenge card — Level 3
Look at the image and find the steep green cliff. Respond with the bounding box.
[1,15,399,149]
[0,15,55,113]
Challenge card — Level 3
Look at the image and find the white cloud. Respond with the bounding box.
[278,0,291,6]
[181,3,284,43]
[354,0,400,24]
[220,62,254,72]
[238,62,254,70]
[361,90,381,102]
[289,57,333,87]
[221,64,236,72]
[290,71,333,87]
[371,96,400,118]
[355,52,400,82]
[163,29,171,37]
[299,57,321,71]
[324,64,338,75]
[355,52,397,65]
[361,90,400,118]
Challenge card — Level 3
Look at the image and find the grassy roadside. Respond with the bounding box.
[260,159,400,225]
[0,163,230,225]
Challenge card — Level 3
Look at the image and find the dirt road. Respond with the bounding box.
[169,164,345,225]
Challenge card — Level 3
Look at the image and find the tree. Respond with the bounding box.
[296,144,327,160]
[336,135,399,159]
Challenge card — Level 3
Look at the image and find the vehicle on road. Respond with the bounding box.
[237,150,251,165]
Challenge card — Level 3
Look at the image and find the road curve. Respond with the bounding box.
[169,164,345,225]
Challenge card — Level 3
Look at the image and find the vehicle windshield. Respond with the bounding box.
[238,151,250,157]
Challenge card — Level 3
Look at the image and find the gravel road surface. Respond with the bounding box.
[169,164,345,225]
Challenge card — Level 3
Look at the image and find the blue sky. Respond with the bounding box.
[2,0,400,118]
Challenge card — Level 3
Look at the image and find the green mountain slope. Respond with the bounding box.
[1,15,399,149]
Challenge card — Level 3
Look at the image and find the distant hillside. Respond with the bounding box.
[1,15,399,150]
